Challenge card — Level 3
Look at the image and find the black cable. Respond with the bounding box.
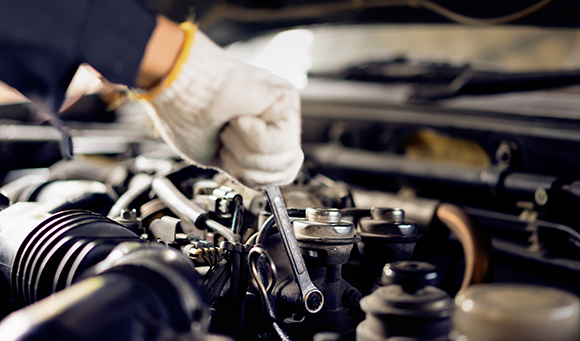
[257,215,276,246]
[108,177,153,218]
[231,250,241,309]
[256,209,306,246]
[204,259,231,304]
[236,246,250,340]
[231,196,244,235]
[245,232,258,246]
[249,246,292,341]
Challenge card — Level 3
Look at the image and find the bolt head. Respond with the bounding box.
[371,207,404,223]
[305,291,324,313]
[535,188,548,206]
[306,207,341,223]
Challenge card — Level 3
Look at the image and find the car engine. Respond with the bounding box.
[0,79,579,341]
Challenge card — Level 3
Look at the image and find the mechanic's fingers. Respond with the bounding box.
[214,62,292,116]
[220,115,300,156]
[220,144,303,172]
[147,28,304,188]
[219,147,304,189]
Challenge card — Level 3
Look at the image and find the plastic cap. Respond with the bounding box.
[453,284,580,341]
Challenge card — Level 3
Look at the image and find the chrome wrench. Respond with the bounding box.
[264,186,324,313]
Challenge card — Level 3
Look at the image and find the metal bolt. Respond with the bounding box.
[496,141,517,168]
[535,188,548,206]
[120,208,137,221]
[371,207,405,223]
[306,291,324,312]
[306,207,341,223]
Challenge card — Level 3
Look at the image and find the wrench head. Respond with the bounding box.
[305,289,324,313]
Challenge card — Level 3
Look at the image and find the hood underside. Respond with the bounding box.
[148,0,580,44]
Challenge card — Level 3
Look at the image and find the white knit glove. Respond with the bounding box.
[147,26,303,189]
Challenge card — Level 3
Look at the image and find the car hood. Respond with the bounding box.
[148,0,580,45]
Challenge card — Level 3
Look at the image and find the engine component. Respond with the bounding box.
[452,284,580,341]
[281,207,361,338]
[206,186,244,235]
[107,173,154,219]
[47,159,129,194]
[206,186,242,216]
[355,207,421,294]
[436,204,492,290]
[0,203,139,306]
[7,179,117,216]
[357,261,454,341]
[0,153,578,341]
[112,208,144,235]
[0,242,209,341]
[265,186,324,314]
[248,245,292,341]
[0,192,211,341]
[152,177,236,243]
[351,189,494,293]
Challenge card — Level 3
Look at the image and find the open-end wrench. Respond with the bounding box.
[264,186,324,314]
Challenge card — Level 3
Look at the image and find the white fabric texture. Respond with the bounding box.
[149,31,304,189]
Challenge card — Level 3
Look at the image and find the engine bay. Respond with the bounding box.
[0,78,579,340]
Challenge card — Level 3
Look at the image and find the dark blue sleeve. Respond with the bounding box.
[0,0,156,112]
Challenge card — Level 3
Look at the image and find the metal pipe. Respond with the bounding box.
[305,144,502,190]
[108,174,153,218]
[205,220,238,243]
[152,177,236,243]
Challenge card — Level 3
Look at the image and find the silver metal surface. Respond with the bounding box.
[306,207,341,223]
[350,189,439,228]
[265,187,324,313]
[152,177,236,243]
[371,207,404,223]
[294,210,355,239]
[360,207,417,236]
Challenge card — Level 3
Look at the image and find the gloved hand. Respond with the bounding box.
[145,23,303,189]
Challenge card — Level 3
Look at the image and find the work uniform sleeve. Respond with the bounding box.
[0,0,156,112]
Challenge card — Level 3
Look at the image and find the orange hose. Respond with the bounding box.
[436,203,493,291]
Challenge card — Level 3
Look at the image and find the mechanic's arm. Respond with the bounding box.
[134,16,184,89]
[136,17,304,189]
[0,0,303,189]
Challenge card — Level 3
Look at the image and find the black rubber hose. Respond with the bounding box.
[228,247,243,339]
[231,250,241,310]
[49,160,125,186]
[245,232,258,246]
[107,176,153,219]
[204,260,230,304]
[152,178,237,243]
[257,215,276,246]
[253,257,292,341]
[0,243,209,341]
[231,197,244,235]
[236,246,250,340]
[256,209,305,246]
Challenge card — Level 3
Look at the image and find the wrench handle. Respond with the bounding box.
[265,187,324,313]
